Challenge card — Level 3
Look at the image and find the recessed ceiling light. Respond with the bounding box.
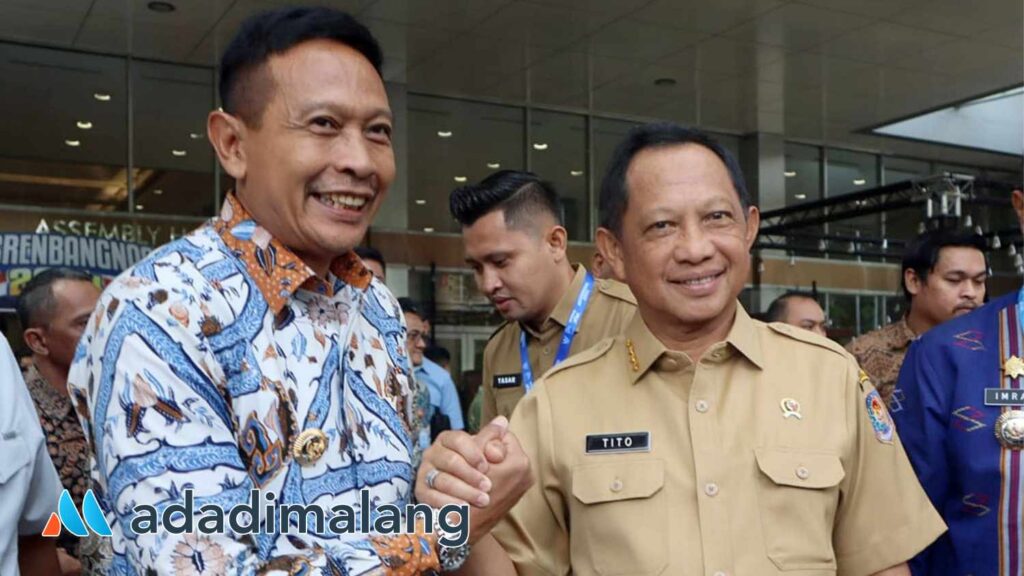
[453,176,467,183]
[189,132,204,140]
[135,204,144,210]
[784,170,797,177]
[437,130,453,138]
[171,149,187,157]
[76,121,93,130]
[654,77,677,87]
[415,199,426,205]
[532,143,548,150]
[147,1,176,13]
[570,170,584,177]
[153,189,164,195]
[853,178,866,185]
[423,227,435,233]
[93,93,111,102]
[794,193,807,200]
[64,139,81,147]
[486,162,500,169]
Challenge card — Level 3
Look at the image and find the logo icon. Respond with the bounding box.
[41,489,111,538]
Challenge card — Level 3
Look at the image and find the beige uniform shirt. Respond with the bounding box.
[482,265,636,421]
[495,306,945,576]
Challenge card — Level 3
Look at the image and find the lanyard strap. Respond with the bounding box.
[520,271,595,393]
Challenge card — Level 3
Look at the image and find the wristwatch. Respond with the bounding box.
[435,516,472,572]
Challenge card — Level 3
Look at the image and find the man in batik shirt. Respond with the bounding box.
[68,7,447,574]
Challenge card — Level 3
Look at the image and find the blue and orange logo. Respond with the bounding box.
[41,489,111,538]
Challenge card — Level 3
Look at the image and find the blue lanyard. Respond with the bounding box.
[1018,287,1024,329]
[520,271,595,393]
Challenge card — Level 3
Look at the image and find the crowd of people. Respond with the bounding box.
[2,5,1022,576]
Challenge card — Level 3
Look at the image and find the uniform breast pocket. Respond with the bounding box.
[571,459,667,576]
[754,448,845,571]
[0,433,31,485]
[494,386,525,419]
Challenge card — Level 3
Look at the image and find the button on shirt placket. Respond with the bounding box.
[691,347,734,576]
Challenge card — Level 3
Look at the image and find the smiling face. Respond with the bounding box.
[212,39,395,275]
[602,143,759,341]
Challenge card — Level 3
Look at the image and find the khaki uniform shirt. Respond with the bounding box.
[845,319,916,406]
[495,305,945,576]
[482,265,635,421]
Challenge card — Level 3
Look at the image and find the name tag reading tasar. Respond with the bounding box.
[585,432,651,454]
[493,373,522,389]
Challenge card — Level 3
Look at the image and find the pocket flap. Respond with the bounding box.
[754,448,844,489]
[0,432,32,484]
[572,459,664,504]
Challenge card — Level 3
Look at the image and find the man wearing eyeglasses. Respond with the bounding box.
[400,298,463,454]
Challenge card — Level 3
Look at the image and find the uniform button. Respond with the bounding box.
[610,479,624,492]
[662,358,679,371]
[704,483,719,497]
[714,572,728,576]
[695,400,709,413]
[543,346,551,355]
[796,466,810,480]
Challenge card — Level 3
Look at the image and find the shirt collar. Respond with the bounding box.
[624,302,764,385]
[23,363,71,417]
[890,318,918,349]
[214,193,373,314]
[523,264,587,338]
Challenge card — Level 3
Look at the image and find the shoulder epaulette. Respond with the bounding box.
[544,337,616,379]
[766,321,850,359]
[596,279,637,305]
[486,321,512,344]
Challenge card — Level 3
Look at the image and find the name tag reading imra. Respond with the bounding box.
[986,388,1024,406]
[585,432,650,454]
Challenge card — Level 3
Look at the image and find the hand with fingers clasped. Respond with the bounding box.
[416,416,533,544]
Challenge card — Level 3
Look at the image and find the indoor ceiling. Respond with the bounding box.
[0,0,1019,158]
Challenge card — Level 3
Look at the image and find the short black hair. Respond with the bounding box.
[765,291,820,323]
[424,345,450,365]
[354,245,385,269]
[599,122,750,235]
[450,170,563,230]
[17,268,95,329]
[902,230,988,303]
[219,6,383,126]
[397,297,422,318]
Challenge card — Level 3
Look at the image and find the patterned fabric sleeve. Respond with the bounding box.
[69,272,440,575]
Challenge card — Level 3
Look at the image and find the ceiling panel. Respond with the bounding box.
[725,3,874,51]
[885,0,1020,37]
[573,19,706,61]
[817,21,962,64]
[630,0,785,35]
[0,4,81,47]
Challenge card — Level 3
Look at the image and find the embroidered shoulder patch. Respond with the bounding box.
[865,389,894,444]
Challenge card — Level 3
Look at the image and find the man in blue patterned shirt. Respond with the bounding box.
[66,7,504,575]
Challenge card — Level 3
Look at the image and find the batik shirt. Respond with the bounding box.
[845,318,916,406]
[895,291,1021,576]
[68,194,439,576]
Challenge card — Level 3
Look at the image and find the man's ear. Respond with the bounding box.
[23,328,48,357]
[744,205,760,249]
[596,227,626,281]
[904,268,923,296]
[208,110,248,180]
[546,225,569,263]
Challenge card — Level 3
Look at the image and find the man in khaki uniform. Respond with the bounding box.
[450,170,635,421]
[416,123,944,576]
[846,230,986,405]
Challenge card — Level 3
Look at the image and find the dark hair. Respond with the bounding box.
[424,345,450,365]
[17,268,95,329]
[354,245,385,268]
[765,291,820,323]
[219,6,383,126]
[599,122,750,235]
[450,170,563,230]
[397,297,422,318]
[901,230,988,303]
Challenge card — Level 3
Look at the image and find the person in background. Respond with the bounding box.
[354,244,386,282]
[424,344,451,371]
[400,299,464,442]
[0,336,62,576]
[848,230,986,405]
[893,191,1021,576]
[450,170,636,421]
[765,290,829,337]
[17,269,105,575]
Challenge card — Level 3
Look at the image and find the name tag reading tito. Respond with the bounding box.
[494,373,522,389]
[585,432,651,454]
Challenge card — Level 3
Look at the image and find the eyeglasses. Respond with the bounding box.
[406,330,426,343]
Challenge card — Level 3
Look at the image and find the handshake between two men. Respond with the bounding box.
[415,417,533,575]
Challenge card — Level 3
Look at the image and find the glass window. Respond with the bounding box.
[784,143,821,205]
[530,110,588,241]
[0,43,128,211]
[826,293,857,344]
[859,295,878,334]
[407,95,525,234]
[883,157,931,185]
[827,149,880,259]
[132,60,216,217]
